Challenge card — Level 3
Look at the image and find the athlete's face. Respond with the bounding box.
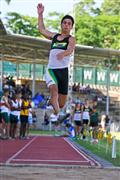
[61,19,73,33]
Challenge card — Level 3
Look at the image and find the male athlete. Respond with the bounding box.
[37,3,75,118]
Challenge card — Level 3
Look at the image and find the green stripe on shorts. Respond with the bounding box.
[48,69,58,84]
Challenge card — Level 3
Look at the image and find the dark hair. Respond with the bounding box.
[3,88,9,93]
[61,15,74,26]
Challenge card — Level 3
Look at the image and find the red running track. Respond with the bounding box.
[0,136,100,167]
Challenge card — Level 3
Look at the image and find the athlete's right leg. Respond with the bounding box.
[49,84,60,115]
[45,68,60,115]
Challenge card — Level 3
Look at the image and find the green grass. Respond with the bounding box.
[30,129,61,136]
[75,137,120,166]
[30,129,120,167]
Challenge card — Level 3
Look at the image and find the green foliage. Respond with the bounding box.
[101,0,120,15]
[6,12,41,37]
[75,15,102,47]
[5,0,120,50]
[75,0,96,16]
[75,14,120,49]
[45,12,64,32]
[96,15,120,49]
[74,0,120,49]
[6,11,64,37]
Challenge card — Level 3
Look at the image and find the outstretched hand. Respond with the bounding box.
[37,3,44,15]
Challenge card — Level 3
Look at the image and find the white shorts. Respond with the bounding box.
[45,68,57,88]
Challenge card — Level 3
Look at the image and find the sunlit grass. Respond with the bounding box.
[75,137,120,166]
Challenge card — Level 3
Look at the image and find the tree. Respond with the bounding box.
[74,0,120,49]
[74,0,101,16]
[5,0,120,50]
[75,15,101,47]
[75,14,120,49]
[6,12,40,36]
[45,12,64,32]
[6,11,63,37]
[101,0,120,15]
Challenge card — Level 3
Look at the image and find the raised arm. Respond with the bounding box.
[37,3,56,39]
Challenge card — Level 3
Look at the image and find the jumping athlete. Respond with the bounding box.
[37,3,75,117]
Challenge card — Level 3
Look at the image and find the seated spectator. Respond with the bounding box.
[66,123,75,138]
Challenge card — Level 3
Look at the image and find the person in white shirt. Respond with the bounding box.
[1,88,10,139]
[73,103,82,137]
[81,101,92,139]
[9,92,21,139]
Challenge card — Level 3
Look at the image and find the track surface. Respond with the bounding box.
[0,136,100,167]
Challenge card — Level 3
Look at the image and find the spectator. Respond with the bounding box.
[0,88,11,139]
[9,93,21,139]
[19,94,31,139]
[105,115,111,134]
[72,83,77,92]
[21,82,32,97]
[81,100,91,140]
[89,106,99,142]
[73,103,82,137]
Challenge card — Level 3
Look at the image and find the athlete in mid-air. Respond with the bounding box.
[37,3,75,118]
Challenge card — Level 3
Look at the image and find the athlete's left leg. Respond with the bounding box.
[58,94,67,109]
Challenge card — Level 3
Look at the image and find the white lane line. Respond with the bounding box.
[64,138,101,166]
[64,138,91,163]
[12,159,88,163]
[6,136,37,165]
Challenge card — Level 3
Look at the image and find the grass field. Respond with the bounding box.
[75,137,120,166]
[30,129,58,135]
[30,129,120,167]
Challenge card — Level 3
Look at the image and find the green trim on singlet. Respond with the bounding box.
[52,42,67,48]
[48,69,58,84]
[51,34,70,50]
